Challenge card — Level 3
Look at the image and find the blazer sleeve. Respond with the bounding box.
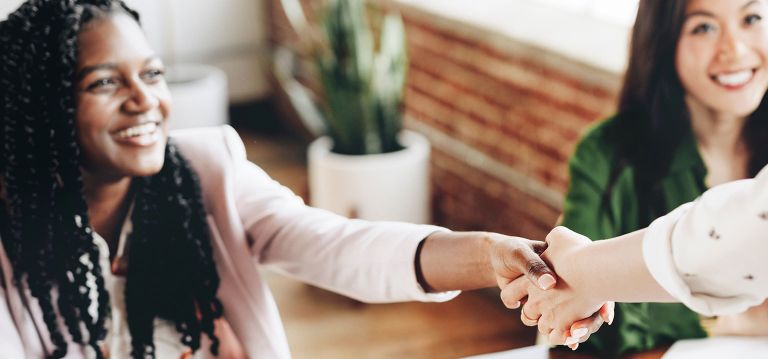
[221,128,459,304]
[643,165,768,316]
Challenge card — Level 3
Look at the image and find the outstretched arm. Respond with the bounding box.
[503,164,768,348]
[418,231,556,293]
[547,228,675,304]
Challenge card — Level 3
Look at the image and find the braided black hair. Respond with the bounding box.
[0,1,223,358]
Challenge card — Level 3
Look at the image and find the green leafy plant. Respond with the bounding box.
[282,0,408,155]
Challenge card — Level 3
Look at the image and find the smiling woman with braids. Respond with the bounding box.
[0,1,223,357]
[0,1,592,358]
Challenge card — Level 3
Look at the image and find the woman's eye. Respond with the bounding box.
[745,14,763,25]
[692,23,716,35]
[86,77,120,92]
[141,68,165,83]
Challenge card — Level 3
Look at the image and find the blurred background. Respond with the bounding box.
[1,0,638,357]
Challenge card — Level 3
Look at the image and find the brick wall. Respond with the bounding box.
[269,0,621,240]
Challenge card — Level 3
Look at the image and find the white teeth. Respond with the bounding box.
[715,70,753,86]
[116,122,157,139]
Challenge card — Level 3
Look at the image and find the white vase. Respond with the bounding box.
[308,130,431,224]
[166,63,229,130]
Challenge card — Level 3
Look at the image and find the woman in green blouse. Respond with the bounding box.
[561,0,768,356]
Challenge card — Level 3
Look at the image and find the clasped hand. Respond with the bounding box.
[494,227,614,350]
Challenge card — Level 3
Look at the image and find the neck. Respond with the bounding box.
[686,97,748,153]
[685,96,750,186]
[81,169,133,247]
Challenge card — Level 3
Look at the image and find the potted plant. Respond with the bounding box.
[278,0,430,223]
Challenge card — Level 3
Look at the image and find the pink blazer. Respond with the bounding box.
[0,125,456,358]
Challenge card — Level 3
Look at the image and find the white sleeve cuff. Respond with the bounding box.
[640,203,721,315]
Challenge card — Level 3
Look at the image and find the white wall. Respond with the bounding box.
[394,0,631,75]
[0,0,23,18]
[532,0,638,26]
[1,0,271,103]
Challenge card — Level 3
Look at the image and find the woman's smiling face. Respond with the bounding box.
[676,0,768,118]
[75,12,171,179]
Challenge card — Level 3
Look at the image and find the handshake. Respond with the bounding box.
[488,227,615,351]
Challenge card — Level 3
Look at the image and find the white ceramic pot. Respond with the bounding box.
[308,130,431,224]
[166,63,229,130]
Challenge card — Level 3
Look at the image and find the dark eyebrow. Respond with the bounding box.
[743,0,761,10]
[76,56,161,82]
[684,10,716,21]
[76,63,117,82]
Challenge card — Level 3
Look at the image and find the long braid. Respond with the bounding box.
[2,2,72,357]
[1,1,224,358]
[126,141,222,358]
[44,2,111,355]
[58,4,112,353]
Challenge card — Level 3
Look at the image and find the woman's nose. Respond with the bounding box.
[716,28,749,63]
[122,79,159,114]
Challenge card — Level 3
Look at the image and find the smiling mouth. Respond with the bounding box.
[711,68,757,88]
[115,122,159,139]
[112,121,163,147]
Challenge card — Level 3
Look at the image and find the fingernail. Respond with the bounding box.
[571,343,579,351]
[608,311,615,326]
[511,301,520,309]
[538,274,556,290]
[564,336,579,346]
[571,327,588,338]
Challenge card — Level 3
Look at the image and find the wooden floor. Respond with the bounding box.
[236,127,538,358]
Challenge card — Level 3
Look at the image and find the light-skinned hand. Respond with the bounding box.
[498,227,614,350]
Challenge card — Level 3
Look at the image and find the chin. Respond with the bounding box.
[718,103,763,118]
[135,167,164,177]
[710,93,764,117]
[133,140,168,176]
[129,157,166,177]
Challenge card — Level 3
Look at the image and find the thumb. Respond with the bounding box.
[516,244,557,290]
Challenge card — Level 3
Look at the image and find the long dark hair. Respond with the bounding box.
[610,0,768,218]
[0,1,222,358]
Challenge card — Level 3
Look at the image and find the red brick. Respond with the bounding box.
[271,5,621,236]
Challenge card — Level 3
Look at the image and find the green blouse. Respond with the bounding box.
[561,115,708,357]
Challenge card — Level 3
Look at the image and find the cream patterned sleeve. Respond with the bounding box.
[642,165,768,317]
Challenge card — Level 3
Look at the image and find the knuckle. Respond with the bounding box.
[500,289,524,309]
[546,226,568,241]
[501,297,517,310]
[509,245,526,260]
[499,292,513,308]
[526,295,542,308]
